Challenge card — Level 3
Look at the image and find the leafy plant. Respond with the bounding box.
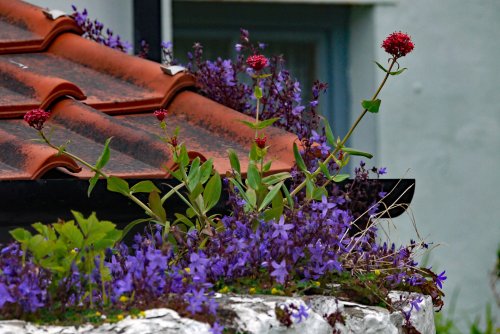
[9,211,121,307]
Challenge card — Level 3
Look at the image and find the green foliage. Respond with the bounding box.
[165,143,222,237]
[88,137,112,197]
[374,61,407,76]
[239,117,280,130]
[227,143,291,222]
[10,212,121,305]
[362,99,382,114]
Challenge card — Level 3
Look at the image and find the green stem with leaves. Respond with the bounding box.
[289,57,397,198]
[39,131,161,222]
[255,78,261,139]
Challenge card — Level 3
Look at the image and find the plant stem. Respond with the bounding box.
[289,57,397,198]
[255,79,261,139]
[39,131,160,222]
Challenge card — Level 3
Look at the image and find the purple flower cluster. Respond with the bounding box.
[182,29,325,144]
[0,244,49,314]
[185,41,252,114]
[71,6,132,53]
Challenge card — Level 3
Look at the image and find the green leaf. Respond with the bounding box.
[161,182,185,204]
[189,183,204,201]
[323,118,336,148]
[31,222,56,241]
[174,213,195,228]
[246,188,257,208]
[148,191,167,224]
[229,179,252,207]
[199,159,213,184]
[305,178,315,200]
[374,61,389,73]
[203,172,222,212]
[95,137,112,170]
[374,61,406,75]
[187,158,201,192]
[262,172,291,185]
[58,222,84,248]
[254,86,263,99]
[130,180,160,194]
[258,181,284,211]
[179,145,190,168]
[228,149,241,175]
[281,183,294,208]
[293,143,307,172]
[333,174,350,183]
[389,67,407,75]
[318,162,332,179]
[361,99,381,114]
[341,147,373,159]
[312,187,327,201]
[255,117,280,130]
[240,120,259,130]
[239,117,280,130]
[249,143,259,161]
[246,163,261,190]
[10,228,32,243]
[87,174,100,197]
[107,176,130,196]
[120,219,149,242]
[168,168,183,182]
[262,161,272,173]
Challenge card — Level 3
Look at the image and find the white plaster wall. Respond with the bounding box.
[25,0,133,51]
[349,0,500,328]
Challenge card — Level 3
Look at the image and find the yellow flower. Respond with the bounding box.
[182,277,188,283]
[116,314,124,321]
[70,248,77,255]
[184,267,191,274]
[219,286,230,294]
[374,269,381,276]
[95,311,102,317]
[271,287,282,295]
[313,281,321,287]
[139,311,146,318]
[249,287,256,295]
[119,295,129,303]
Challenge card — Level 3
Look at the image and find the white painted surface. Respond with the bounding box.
[348,0,500,329]
[161,0,173,46]
[24,0,133,52]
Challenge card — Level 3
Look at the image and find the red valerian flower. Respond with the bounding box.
[24,109,50,131]
[169,136,178,148]
[381,31,414,58]
[246,54,268,71]
[154,109,168,122]
[254,136,267,149]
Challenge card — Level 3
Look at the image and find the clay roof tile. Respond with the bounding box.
[0,0,297,181]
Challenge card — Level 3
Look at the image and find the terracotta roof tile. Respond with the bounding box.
[0,0,82,54]
[0,33,196,118]
[0,0,297,181]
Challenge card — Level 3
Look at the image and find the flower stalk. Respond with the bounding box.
[289,56,398,199]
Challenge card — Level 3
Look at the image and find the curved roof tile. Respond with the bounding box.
[0,0,298,181]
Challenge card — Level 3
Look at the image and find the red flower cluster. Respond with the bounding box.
[154,109,168,122]
[24,109,50,131]
[255,136,267,149]
[246,54,268,71]
[381,32,414,58]
[169,136,178,148]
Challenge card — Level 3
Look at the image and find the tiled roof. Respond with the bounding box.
[0,0,297,181]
